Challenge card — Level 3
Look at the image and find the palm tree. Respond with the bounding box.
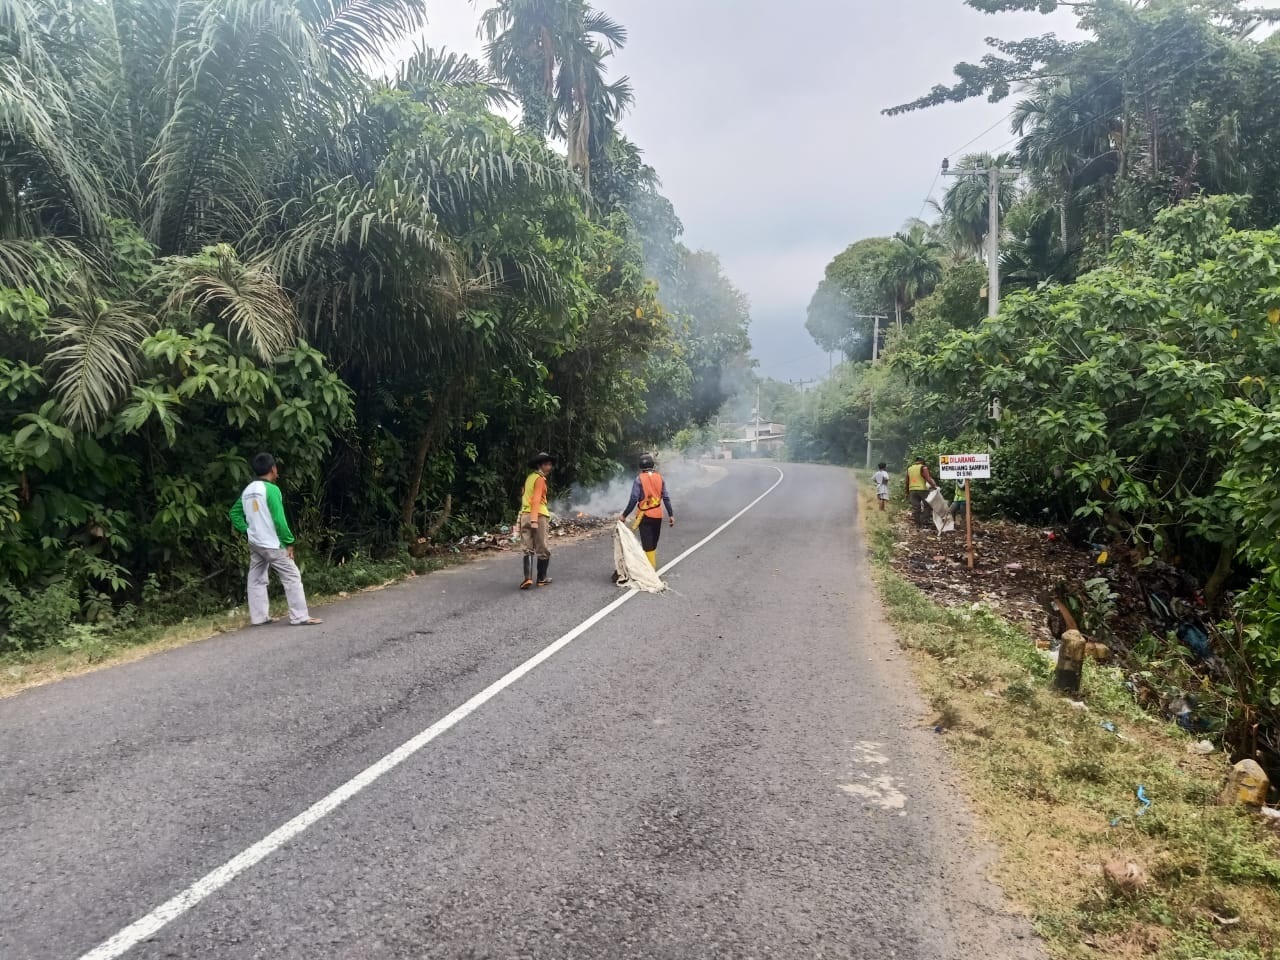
[0,0,431,427]
[480,0,631,191]
[884,222,944,330]
[1012,79,1119,253]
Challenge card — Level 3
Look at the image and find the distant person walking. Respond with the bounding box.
[905,456,938,527]
[229,453,321,626]
[620,453,675,569]
[872,462,892,512]
[518,452,555,590]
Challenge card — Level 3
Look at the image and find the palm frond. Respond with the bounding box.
[0,62,113,236]
[394,44,515,111]
[298,0,428,70]
[581,11,627,49]
[45,295,153,430]
[160,244,298,361]
[0,237,98,297]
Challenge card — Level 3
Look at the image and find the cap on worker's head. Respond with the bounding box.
[638,453,656,470]
[251,452,276,477]
[528,451,555,468]
[915,456,926,463]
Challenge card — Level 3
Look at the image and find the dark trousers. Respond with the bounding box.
[637,515,663,551]
[909,490,929,525]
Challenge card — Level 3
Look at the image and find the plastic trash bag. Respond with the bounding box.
[926,489,955,535]
[613,521,667,594]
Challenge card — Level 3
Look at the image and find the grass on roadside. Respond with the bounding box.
[0,552,458,699]
[860,479,1280,960]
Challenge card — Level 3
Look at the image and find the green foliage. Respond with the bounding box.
[805,238,895,361]
[0,0,750,650]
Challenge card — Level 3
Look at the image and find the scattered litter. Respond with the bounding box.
[1210,912,1242,927]
[1005,562,1024,572]
[1260,806,1280,822]
[1164,694,1209,732]
[1100,721,1117,734]
[1187,740,1215,756]
[1177,620,1212,660]
[443,513,612,555]
[1136,784,1151,815]
[1069,700,1089,711]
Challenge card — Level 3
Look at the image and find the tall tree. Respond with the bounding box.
[479,0,631,190]
[884,222,944,330]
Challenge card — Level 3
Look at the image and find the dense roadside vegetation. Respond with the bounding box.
[797,0,1280,780]
[0,0,752,655]
[863,487,1280,960]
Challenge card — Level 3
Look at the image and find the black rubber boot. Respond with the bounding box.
[536,557,552,586]
[520,555,534,590]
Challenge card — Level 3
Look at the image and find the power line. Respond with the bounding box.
[914,167,942,222]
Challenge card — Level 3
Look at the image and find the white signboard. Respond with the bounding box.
[939,454,991,481]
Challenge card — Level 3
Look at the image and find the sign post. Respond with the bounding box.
[939,454,992,571]
[965,478,973,570]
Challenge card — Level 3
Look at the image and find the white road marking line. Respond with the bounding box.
[77,465,786,960]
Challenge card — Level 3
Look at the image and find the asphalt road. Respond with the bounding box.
[1,462,1043,960]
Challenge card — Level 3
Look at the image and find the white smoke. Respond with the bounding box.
[554,456,704,518]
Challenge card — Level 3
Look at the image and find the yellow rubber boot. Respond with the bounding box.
[645,550,658,569]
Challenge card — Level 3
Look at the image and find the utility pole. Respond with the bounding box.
[941,159,1019,317]
[853,314,888,468]
[789,377,816,393]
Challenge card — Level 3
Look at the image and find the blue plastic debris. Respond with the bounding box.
[1100,721,1117,734]
[1136,785,1151,816]
[1177,621,1212,660]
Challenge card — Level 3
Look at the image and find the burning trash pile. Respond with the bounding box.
[440,512,613,555]
[549,512,613,536]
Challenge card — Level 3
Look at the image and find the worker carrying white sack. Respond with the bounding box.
[613,521,668,593]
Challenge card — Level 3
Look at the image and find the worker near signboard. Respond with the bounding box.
[939,453,992,571]
[905,456,938,527]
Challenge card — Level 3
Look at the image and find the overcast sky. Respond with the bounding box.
[403,0,1077,383]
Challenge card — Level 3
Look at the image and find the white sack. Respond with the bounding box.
[613,521,667,594]
[927,488,955,535]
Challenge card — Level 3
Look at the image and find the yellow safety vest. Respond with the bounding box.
[520,472,550,517]
[908,463,928,491]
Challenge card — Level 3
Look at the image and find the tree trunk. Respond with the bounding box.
[1204,537,1237,605]
[399,390,457,534]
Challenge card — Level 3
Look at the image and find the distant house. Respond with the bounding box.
[715,418,786,458]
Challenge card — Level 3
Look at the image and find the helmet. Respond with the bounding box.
[638,453,655,470]
[528,451,555,468]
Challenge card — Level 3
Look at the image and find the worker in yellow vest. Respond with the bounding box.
[620,453,675,569]
[518,452,555,589]
[904,456,938,527]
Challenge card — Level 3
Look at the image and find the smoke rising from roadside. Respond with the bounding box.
[554,457,706,518]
